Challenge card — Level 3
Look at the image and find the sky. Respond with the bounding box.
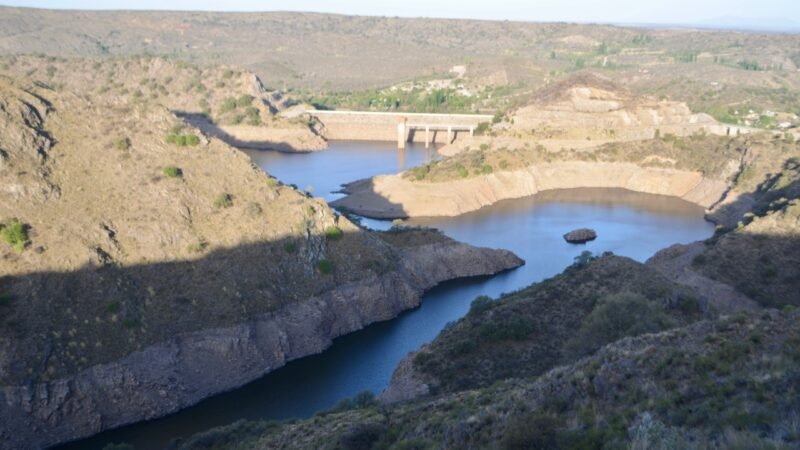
[2,0,800,30]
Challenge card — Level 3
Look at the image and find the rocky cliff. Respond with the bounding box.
[333,161,729,218]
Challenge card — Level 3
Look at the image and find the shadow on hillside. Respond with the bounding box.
[707,157,800,228]
[175,112,318,153]
[330,177,410,220]
[0,226,448,388]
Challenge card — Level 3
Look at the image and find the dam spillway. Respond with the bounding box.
[305,110,493,148]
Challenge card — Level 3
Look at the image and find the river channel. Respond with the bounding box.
[62,141,714,449]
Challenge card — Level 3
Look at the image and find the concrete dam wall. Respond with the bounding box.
[308,110,493,145]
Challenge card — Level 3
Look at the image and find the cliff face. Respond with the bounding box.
[0,238,521,450]
[512,80,716,141]
[0,72,522,449]
[333,162,728,218]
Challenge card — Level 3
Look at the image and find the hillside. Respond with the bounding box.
[167,139,800,449]
[0,54,326,152]
[174,309,800,450]
[0,69,522,449]
[1,7,800,124]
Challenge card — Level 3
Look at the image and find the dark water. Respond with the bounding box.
[62,141,714,450]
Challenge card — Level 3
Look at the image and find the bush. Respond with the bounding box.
[572,250,596,267]
[317,259,334,274]
[214,193,233,208]
[409,164,431,180]
[1,218,28,252]
[163,166,182,178]
[325,226,344,241]
[481,164,493,174]
[166,133,200,146]
[237,94,254,107]
[114,137,131,150]
[185,134,200,146]
[565,292,676,357]
[339,423,386,450]
[457,164,469,178]
[502,413,561,450]
[219,96,237,114]
[469,295,494,316]
[474,122,490,135]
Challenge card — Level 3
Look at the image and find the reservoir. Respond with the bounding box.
[62,141,715,450]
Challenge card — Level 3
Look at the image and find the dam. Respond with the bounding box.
[305,110,494,148]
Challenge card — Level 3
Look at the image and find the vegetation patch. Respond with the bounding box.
[213,193,234,209]
[317,259,334,274]
[166,133,201,146]
[1,218,28,252]
[325,226,344,241]
[163,166,183,178]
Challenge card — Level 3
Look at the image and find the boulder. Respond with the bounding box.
[564,228,597,244]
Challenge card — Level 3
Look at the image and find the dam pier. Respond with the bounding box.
[305,110,493,149]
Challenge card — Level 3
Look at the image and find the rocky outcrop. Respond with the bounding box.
[512,77,716,141]
[332,162,729,219]
[380,348,431,404]
[0,240,522,450]
[563,228,597,243]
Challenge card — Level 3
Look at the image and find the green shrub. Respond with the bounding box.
[474,122,490,135]
[481,164,493,174]
[0,293,14,307]
[409,164,431,180]
[222,69,234,79]
[502,413,561,450]
[166,133,200,146]
[237,94,254,107]
[456,164,469,178]
[499,159,509,170]
[284,242,297,254]
[565,292,676,357]
[163,166,182,178]
[480,317,533,342]
[1,218,28,252]
[325,226,344,241]
[339,423,386,450]
[317,259,334,274]
[219,97,237,114]
[114,137,131,150]
[469,295,494,316]
[214,193,234,209]
[572,250,596,267]
[185,134,200,146]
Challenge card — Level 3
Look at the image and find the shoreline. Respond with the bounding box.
[0,241,522,450]
[332,162,730,220]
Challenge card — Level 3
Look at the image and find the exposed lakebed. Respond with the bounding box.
[64,141,714,450]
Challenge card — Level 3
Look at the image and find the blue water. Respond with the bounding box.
[62,141,714,450]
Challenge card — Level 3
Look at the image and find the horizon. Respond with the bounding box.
[2,1,800,32]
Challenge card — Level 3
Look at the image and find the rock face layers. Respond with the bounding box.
[332,162,729,219]
[0,240,522,450]
[512,80,716,141]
